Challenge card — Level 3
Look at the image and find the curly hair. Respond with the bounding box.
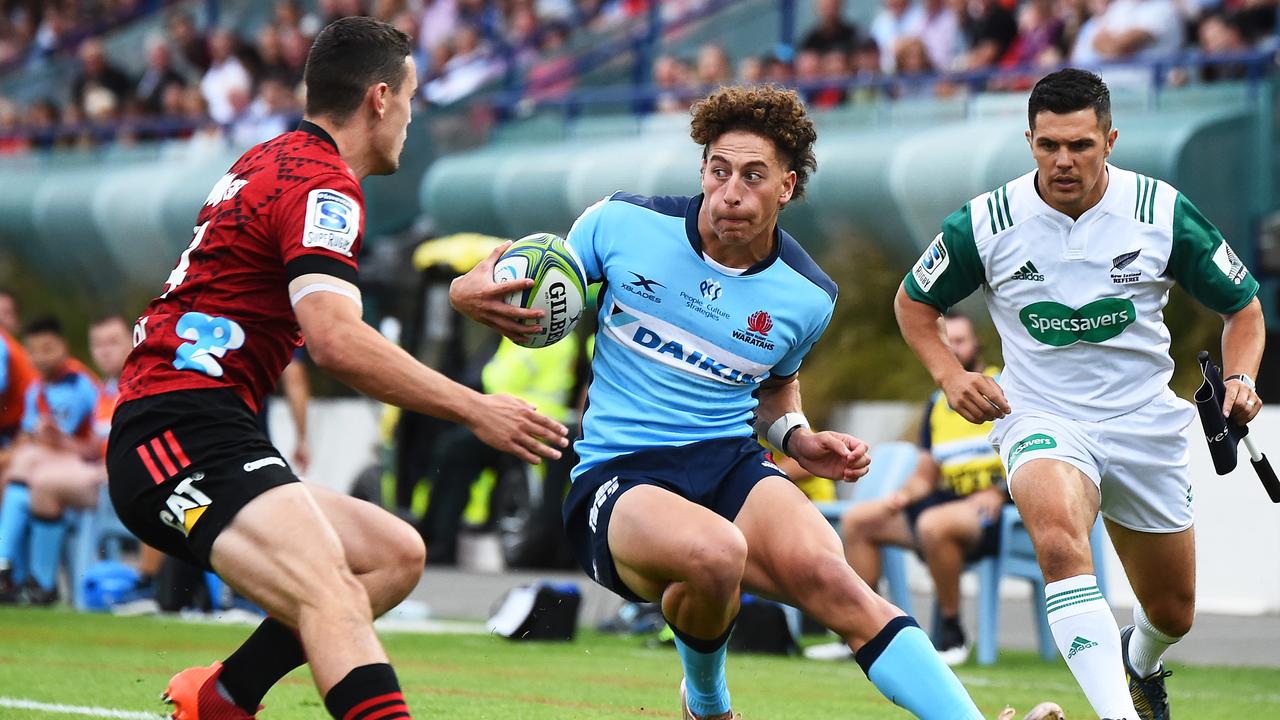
[689,85,818,201]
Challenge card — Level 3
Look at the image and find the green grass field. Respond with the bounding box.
[1,608,1277,719]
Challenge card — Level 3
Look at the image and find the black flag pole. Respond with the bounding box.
[1196,351,1280,503]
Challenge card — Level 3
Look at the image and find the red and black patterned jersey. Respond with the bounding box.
[118,122,364,413]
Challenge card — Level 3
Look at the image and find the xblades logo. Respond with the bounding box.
[628,273,664,292]
[622,271,664,303]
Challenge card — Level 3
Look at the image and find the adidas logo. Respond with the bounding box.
[1067,635,1098,659]
[1011,260,1045,282]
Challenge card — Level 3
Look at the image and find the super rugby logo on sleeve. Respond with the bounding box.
[302,188,359,256]
[913,234,950,292]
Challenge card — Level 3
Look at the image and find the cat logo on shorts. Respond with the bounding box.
[158,473,212,537]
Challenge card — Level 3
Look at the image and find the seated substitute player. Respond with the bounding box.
[0,317,102,604]
[451,85,986,720]
[106,17,567,720]
[896,69,1265,720]
[840,312,1007,665]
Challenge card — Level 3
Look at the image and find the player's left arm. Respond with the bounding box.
[756,373,870,483]
[1167,192,1266,424]
[1221,297,1264,424]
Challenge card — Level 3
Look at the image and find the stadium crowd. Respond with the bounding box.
[0,0,1274,153]
[651,0,1279,111]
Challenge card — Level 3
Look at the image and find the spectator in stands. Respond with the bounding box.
[1197,11,1252,79]
[0,288,17,335]
[505,3,544,67]
[764,51,795,84]
[166,13,210,74]
[870,0,927,71]
[0,9,34,66]
[737,55,765,84]
[231,77,298,149]
[959,0,1018,69]
[839,314,1008,665]
[423,24,505,105]
[71,38,132,117]
[0,316,101,606]
[694,43,733,87]
[23,99,59,150]
[847,36,884,103]
[418,0,461,58]
[253,26,299,87]
[795,48,841,108]
[1088,0,1184,61]
[523,21,576,101]
[651,53,691,113]
[1001,0,1065,68]
[0,100,21,154]
[801,0,862,53]
[918,0,962,71]
[135,35,187,116]
[200,28,252,125]
[893,36,939,96]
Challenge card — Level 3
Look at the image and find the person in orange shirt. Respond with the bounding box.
[0,316,113,604]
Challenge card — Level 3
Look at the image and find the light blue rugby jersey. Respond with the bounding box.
[566,192,838,479]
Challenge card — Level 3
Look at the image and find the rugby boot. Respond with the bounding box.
[0,567,18,603]
[1121,625,1172,720]
[162,661,261,720]
[19,578,58,606]
[679,679,737,720]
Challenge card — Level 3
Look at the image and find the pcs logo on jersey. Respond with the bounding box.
[913,234,950,292]
[303,188,360,257]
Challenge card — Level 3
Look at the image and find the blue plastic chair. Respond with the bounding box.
[974,504,1110,665]
[815,441,921,614]
[66,486,137,610]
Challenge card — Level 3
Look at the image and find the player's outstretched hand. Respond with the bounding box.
[790,430,871,483]
[940,371,1010,424]
[1222,377,1262,425]
[469,393,569,465]
[449,241,545,342]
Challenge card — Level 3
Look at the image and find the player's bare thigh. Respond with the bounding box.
[211,482,425,618]
[735,476,899,646]
[607,484,746,603]
[307,484,425,615]
[1009,458,1100,579]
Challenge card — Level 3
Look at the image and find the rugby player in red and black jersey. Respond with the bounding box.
[106,17,567,720]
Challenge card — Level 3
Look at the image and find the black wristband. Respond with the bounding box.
[781,424,803,455]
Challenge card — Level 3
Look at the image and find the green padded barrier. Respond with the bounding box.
[422,105,1262,272]
[31,166,124,299]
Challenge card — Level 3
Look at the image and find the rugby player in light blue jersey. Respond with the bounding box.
[452,85,984,720]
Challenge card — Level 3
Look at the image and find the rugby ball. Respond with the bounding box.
[492,233,587,348]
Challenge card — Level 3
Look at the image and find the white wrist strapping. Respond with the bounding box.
[767,412,810,453]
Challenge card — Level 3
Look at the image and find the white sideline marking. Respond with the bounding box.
[0,697,164,719]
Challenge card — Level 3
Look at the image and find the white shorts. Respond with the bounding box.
[989,395,1196,533]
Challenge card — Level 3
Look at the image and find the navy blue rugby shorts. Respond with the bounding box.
[562,436,782,602]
